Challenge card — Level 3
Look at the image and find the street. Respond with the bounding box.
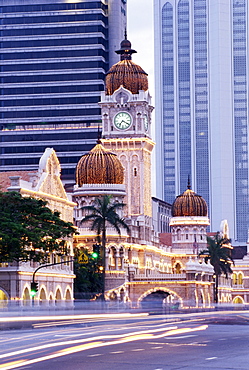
[1,311,249,369]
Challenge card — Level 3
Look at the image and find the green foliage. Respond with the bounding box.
[79,195,129,299]
[80,195,130,248]
[200,232,234,277]
[199,232,234,304]
[74,248,103,295]
[0,191,75,263]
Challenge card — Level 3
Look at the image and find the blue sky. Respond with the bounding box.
[127,0,154,96]
[127,0,156,195]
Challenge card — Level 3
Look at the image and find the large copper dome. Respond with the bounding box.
[76,142,124,186]
[105,36,148,95]
[172,186,208,217]
[106,60,148,95]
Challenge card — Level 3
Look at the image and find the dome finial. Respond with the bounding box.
[97,124,101,144]
[115,33,137,61]
[187,175,191,189]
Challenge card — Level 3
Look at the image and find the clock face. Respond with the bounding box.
[144,114,149,131]
[114,112,132,130]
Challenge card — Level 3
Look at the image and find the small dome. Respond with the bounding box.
[106,60,148,95]
[172,186,208,217]
[120,38,132,50]
[76,143,124,186]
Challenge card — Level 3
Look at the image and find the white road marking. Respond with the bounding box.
[110,351,124,354]
[148,342,164,345]
[55,334,88,337]
[131,348,145,351]
[87,353,102,357]
[206,357,217,360]
[151,346,163,349]
[218,338,226,340]
[166,335,197,339]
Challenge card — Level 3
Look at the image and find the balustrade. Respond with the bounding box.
[133,273,186,281]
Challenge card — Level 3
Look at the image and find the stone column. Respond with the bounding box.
[120,256,124,270]
[115,254,119,270]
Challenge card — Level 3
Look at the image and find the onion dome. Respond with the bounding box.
[105,35,148,95]
[172,182,208,217]
[76,142,124,186]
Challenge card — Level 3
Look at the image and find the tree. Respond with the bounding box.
[74,248,103,299]
[0,191,76,263]
[80,195,130,298]
[199,232,234,304]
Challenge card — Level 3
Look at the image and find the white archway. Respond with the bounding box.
[233,296,244,304]
[138,287,183,308]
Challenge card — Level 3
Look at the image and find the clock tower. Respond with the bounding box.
[99,37,154,243]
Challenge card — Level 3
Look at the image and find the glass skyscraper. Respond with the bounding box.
[154,0,249,242]
[0,0,126,183]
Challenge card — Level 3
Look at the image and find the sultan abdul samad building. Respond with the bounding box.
[73,37,237,308]
[1,37,249,308]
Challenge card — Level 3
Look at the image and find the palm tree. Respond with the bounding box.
[80,195,130,299]
[199,232,234,304]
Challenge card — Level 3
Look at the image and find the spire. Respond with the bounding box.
[97,124,101,144]
[187,175,191,189]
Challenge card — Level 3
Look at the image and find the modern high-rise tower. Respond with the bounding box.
[0,0,126,184]
[154,0,249,242]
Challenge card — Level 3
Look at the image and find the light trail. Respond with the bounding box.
[0,325,208,370]
[0,325,178,360]
[0,312,148,323]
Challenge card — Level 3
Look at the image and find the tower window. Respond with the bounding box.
[134,167,137,176]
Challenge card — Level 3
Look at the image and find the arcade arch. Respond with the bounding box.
[233,296,244,304]
[138,288,182,309]
[55,287,63,305]
[65,287,72,301]
[22,287,31,306]
[0,288,9,308]
[39,287,47,305]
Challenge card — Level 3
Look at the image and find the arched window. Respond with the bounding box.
[134,167,137,177]
[177,229,181,241]
[232,273,237,285]
[238,272,243,286]
[175,263,182,274]
[108,247,116,268]
[185,228,189,240]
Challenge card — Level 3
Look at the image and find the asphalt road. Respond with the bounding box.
[1,312,249,370]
